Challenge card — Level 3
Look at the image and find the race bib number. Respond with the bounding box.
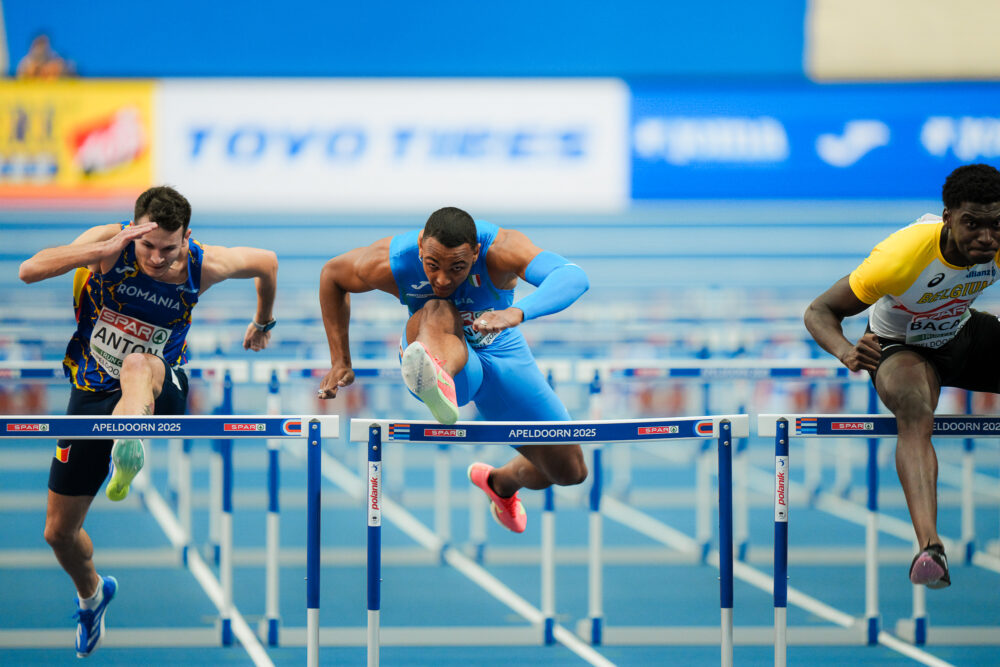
[90,308,170,377]
[905,306,969,348]
[459,308,498,348]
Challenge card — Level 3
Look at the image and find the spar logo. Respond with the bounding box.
[831,421,874,431]
[801,368,838,378]
[7,423,50,432]
[638,425,679,435]
[99,309,159,342]
[423,428,467,438]
[282,419,302,436]
[224,423,266,432]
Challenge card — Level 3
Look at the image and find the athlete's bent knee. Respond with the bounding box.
[421,299,459,315]
[550,455,588,487]
[119,353,154,380]
[44,522,77,551]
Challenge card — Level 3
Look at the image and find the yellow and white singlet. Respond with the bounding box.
[849,214,1000,349]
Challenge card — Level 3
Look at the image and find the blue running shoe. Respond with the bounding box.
[74,575,117,657]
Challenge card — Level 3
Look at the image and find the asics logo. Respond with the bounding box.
[927,273,945,287]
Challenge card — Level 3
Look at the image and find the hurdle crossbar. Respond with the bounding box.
[573,358,854,383]
[0,359,251,382]
[0,415,337,667]
[350,415,748,667]
[760,413,1000,665]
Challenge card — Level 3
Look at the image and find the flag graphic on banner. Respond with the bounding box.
[795,418,818,435]
[388,424,410,441]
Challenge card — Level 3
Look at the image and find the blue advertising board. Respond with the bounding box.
[630,83,1000,199]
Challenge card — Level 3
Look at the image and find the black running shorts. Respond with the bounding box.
[870,309,1000,394]
[48,359,189,497]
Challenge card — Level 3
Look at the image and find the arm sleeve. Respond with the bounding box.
[512,251,589,321]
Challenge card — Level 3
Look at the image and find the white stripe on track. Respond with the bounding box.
[138,477,275,667]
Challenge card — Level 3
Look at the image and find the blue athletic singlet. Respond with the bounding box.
[389,221,570,422]
[63,222,203,391]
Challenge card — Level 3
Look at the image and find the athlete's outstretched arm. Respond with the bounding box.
[318,238,396,398]
[18,222,157,284]
[200,245,279,352]
[475,228,589,335]
[804,275,881,372]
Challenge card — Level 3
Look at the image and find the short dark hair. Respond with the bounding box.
[134,186,192,233]
[942,164,1000,210]
[423,207,477,248]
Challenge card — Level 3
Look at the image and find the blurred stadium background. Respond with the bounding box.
[2,2,1000,666]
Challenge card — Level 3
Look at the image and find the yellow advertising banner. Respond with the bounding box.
[0,80,154,205]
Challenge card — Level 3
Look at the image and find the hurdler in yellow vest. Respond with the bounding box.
[18,186,278,658]
[805,163,1000,593]
[849,213,1000,349]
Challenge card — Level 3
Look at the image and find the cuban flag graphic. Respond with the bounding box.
[795,418,818,435]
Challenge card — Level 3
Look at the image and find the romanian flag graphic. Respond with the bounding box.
[55,445,71,463]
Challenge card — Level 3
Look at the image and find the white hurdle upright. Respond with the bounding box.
[347,415,749,667]
[0,414,338,667]
[760,413,1000,666]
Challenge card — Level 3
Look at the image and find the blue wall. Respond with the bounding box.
[4,0,806,78]
[629,82,1000,199]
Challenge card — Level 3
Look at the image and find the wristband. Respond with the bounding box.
[252,318,276,332]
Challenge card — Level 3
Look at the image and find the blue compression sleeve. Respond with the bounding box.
[513,251,589,321]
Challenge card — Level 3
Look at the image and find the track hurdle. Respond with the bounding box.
[0,359,252,566]
[0,414,337,667]
[577,359,860,561]
[254,358,575,548]
[347,415,748,667]
[760,413,1000,664]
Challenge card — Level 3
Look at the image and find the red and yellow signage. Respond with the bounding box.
[0,80,154,204]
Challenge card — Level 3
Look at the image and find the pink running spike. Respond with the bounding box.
[400,342,460,425]
[468,462,527,533]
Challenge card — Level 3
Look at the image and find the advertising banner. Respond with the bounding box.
[0,80,154,205]
[157,79,628,212]
[631,83,1000,199]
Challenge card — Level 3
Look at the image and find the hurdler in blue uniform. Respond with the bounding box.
[319,207,590,534]
[19,186,278,658]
